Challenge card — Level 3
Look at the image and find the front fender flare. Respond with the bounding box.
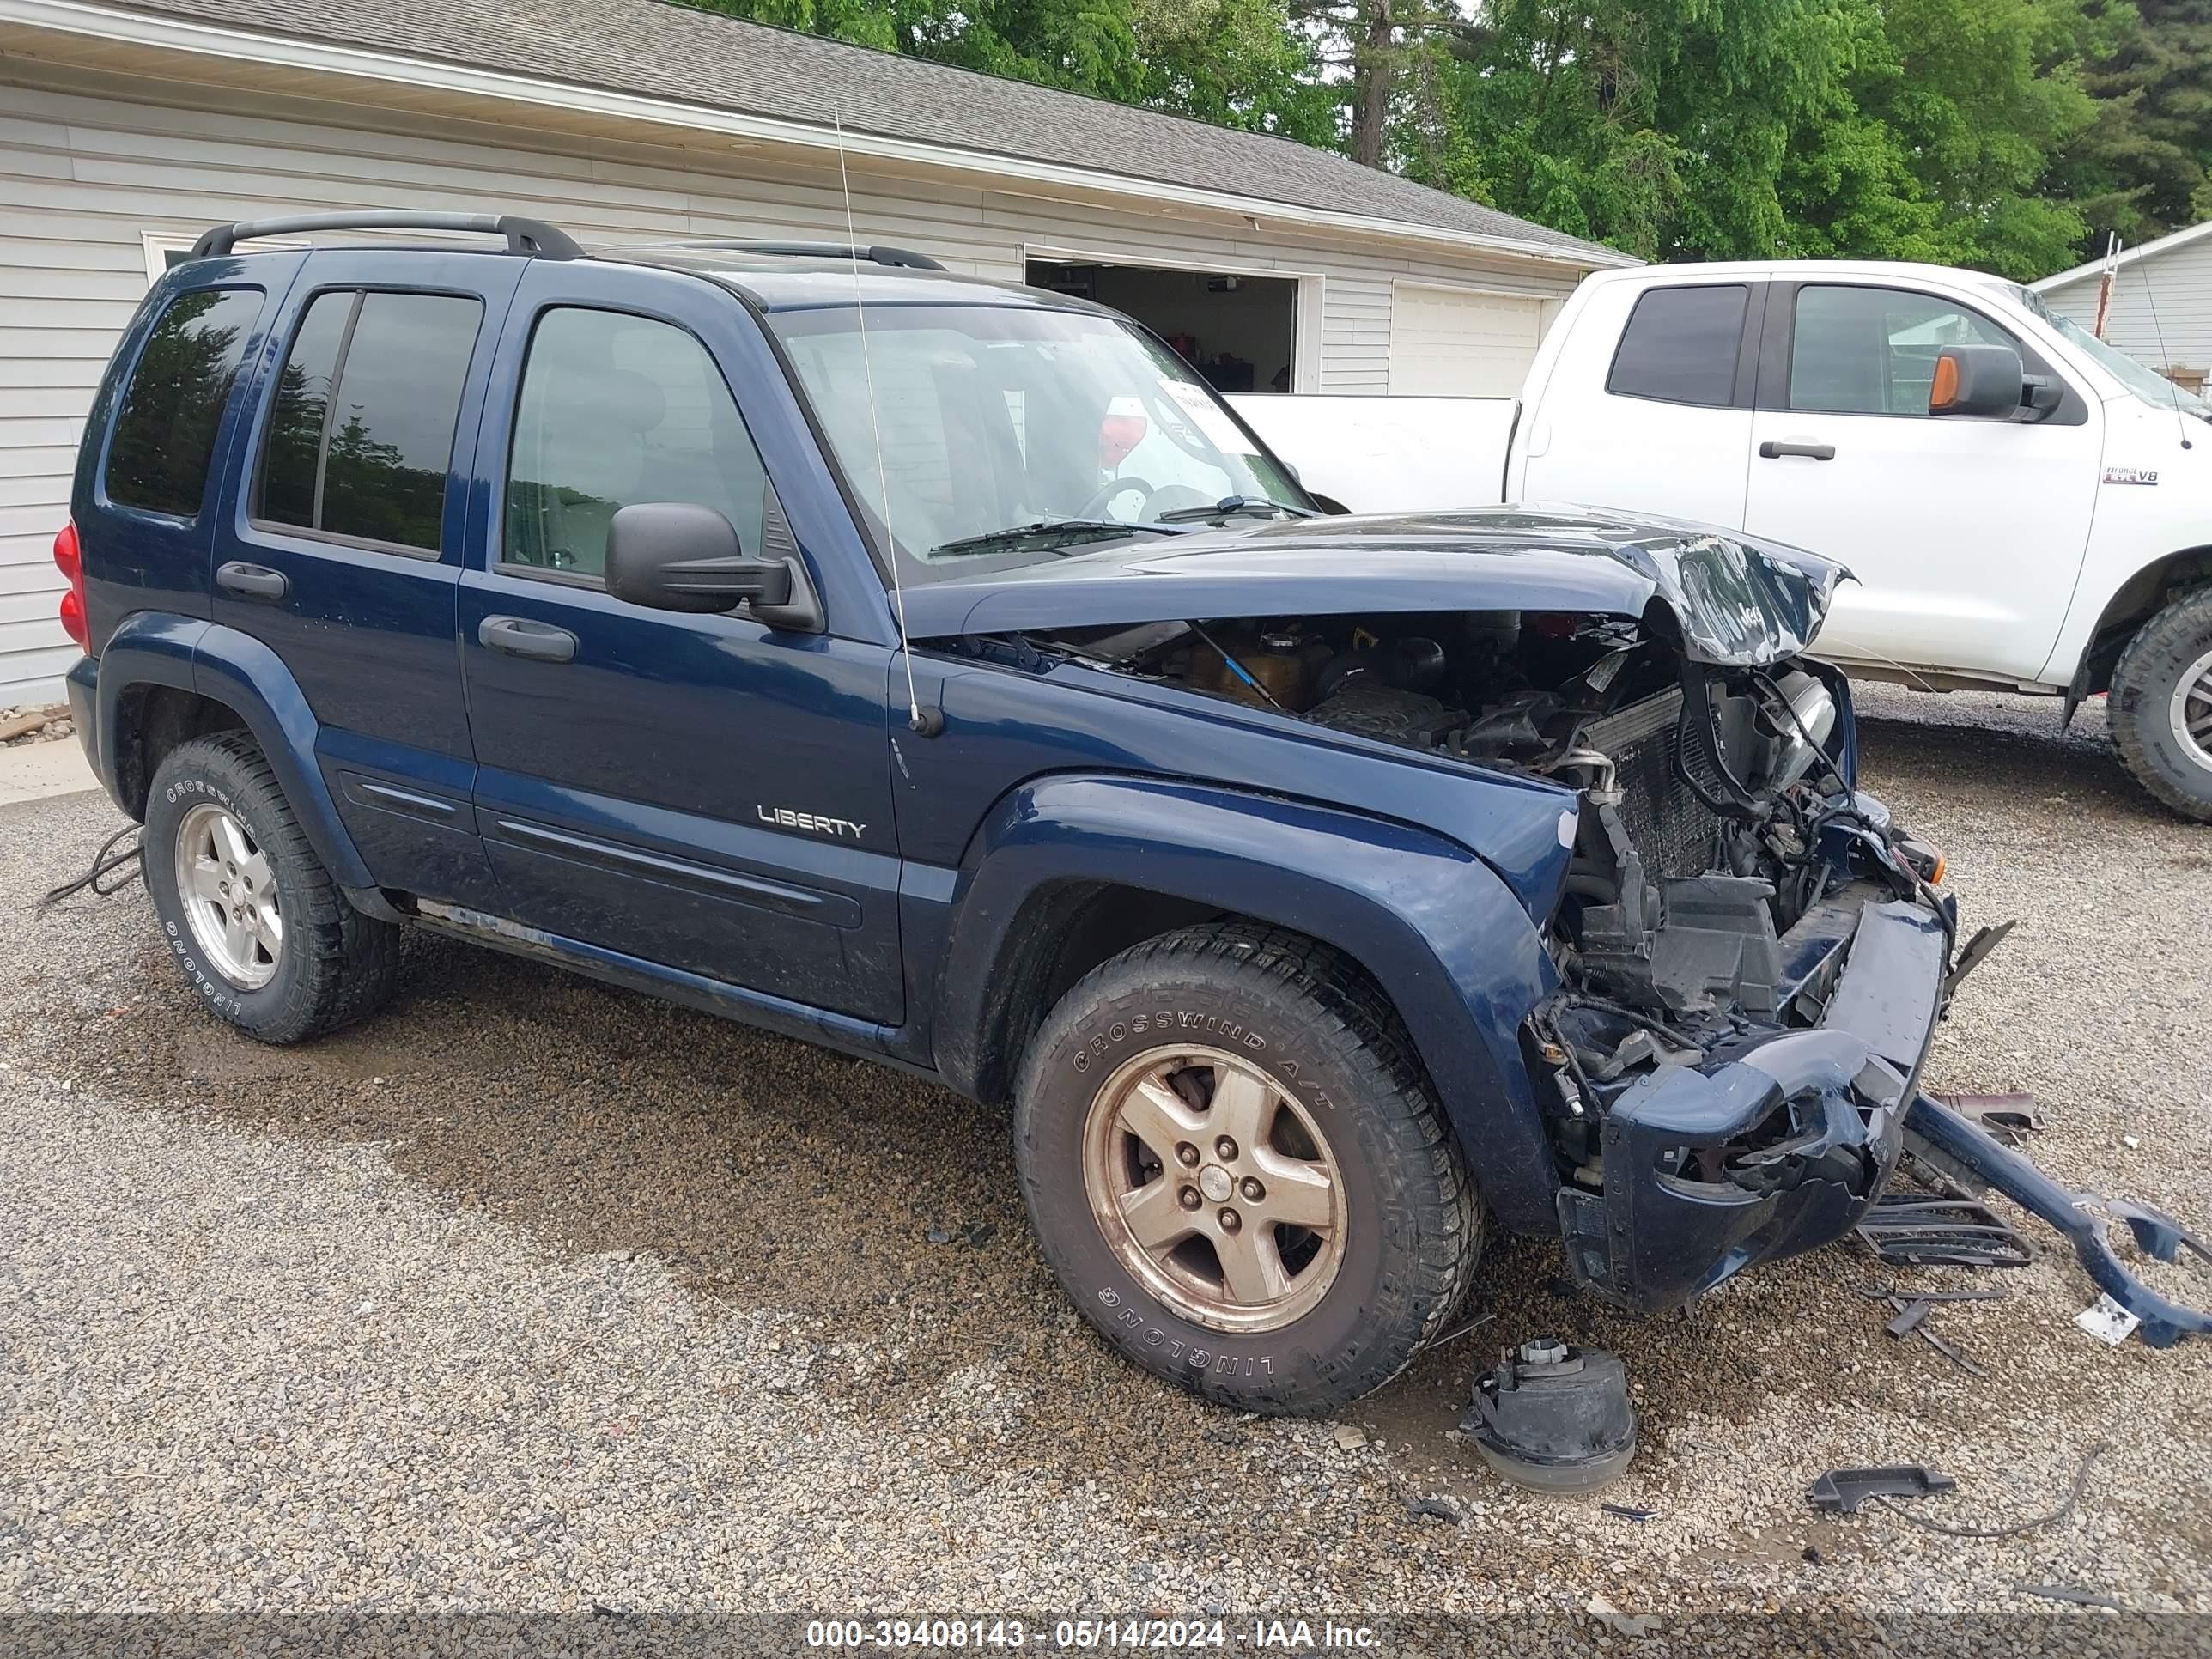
[934,773,1564,1234]
[99,611,372,890]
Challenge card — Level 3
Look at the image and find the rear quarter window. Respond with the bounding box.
[104,286,264,518]
[1606,284,1749,408]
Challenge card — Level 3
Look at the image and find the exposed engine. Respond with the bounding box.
[1022,608,1941,1056]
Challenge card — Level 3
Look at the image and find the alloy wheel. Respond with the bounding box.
[174,801,283,989]
[1080,1044,1346,1334]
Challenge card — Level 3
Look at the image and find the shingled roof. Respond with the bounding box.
[109,0,1621,264]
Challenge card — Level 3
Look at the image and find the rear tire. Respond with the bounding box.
[143,732,400,1044]
[1013,923,1480,1415]
[2110,586,2212,822]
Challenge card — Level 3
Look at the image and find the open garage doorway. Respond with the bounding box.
[1027,258,1301,393]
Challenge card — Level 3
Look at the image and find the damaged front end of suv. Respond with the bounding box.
[1524,641,1948,1315]
[921,507,1966,1316]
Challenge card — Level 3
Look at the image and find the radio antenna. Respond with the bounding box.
[2135,245,2195,452]
[832,108,937,733]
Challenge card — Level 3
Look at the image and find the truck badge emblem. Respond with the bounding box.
[757,806,866,840]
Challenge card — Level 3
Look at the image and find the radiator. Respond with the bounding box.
[1583,687,1723,879]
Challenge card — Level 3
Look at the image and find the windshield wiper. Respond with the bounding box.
[1154,495,1316,524]
[929,519,1186,558]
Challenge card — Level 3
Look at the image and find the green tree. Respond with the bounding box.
[2051,0,2212,255]
[678,0,2140,280]
[1403,0,1852,261]
[691,0,1324,131]
[1403,0,2100,273]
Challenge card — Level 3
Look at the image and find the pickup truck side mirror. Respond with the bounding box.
[1929,343,2027,419]
[605,501,823,632]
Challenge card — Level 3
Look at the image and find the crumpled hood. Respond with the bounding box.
[897,505,1850,666]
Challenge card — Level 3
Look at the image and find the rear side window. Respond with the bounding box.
[1607,284,1748,408]
[256,289,483,555]
[105,287,263,518]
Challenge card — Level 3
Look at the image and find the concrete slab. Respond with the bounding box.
[0,739,96,805]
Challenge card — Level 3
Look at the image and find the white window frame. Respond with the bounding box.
[1020,242,1323,394]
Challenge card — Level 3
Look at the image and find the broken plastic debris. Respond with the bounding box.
[1929,1090,2042,1141]
[1807,1465,1957,1515]
[2075,1293,2141,1346]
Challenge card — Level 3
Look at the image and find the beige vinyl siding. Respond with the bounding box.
[2040,234,2212,376]
[1321,276,1393,393]
[0,58,1591,702]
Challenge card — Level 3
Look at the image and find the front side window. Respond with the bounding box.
[105,287,263,518]
[1607,284,1747,408]
[1789,286,2014,416]
[256,289,483,553]
[504,307,772,581]
[768,304,1309,584]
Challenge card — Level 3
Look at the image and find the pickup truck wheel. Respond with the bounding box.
[2110,586,2212,822]
[143,732,400,1044]
[1014,924,1480,1415]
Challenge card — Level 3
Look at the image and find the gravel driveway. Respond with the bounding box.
[2,685,2207,1629]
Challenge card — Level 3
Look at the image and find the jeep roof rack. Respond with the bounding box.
[645,240,947,271]
[188,212,584,262]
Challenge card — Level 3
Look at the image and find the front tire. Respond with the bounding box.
[1013,924,1481,1415]
[143,732,400,1044]
[2111,586,2212,822]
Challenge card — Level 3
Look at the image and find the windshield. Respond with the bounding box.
[2012,284,2212,420]
[769,303,1310,582]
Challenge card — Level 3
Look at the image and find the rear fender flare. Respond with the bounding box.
[934,773,1564,1234]
[100,611,372,890]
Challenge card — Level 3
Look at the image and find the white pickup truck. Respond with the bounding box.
[1232,259,2212,819]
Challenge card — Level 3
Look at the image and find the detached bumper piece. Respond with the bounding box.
[1904,1094,2212,1349]
[1557,901,1945,1313]
[1855,1193,2033,1268]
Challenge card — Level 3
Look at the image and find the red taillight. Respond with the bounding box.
[53,520,88,652]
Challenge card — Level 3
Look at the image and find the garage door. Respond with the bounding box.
[1388,285,1544,396]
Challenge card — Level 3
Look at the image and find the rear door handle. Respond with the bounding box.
[216,561,289,601]
[478,614,578,663]
[1759,440,1837,461]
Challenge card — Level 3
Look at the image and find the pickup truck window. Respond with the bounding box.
[105,286,263,519]
[1606,284,1747,408]
[255,289,483,554]
[504,307,771,580]
[769,304,1304,583]
[1789,285,2012,416]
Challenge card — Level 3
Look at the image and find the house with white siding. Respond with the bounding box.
[0,0,1632,704]
[2033,221,2212,395]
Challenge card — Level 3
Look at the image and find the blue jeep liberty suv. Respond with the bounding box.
[57,212,1963,1413]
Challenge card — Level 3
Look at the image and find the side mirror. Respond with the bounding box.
[1929,343,2025,419]
[605,501,823,631]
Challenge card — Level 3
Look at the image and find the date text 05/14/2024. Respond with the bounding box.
[804,1620,1382,1650]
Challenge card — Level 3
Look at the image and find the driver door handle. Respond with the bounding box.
[478,615,578,663]
[1759,439,1838,461]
